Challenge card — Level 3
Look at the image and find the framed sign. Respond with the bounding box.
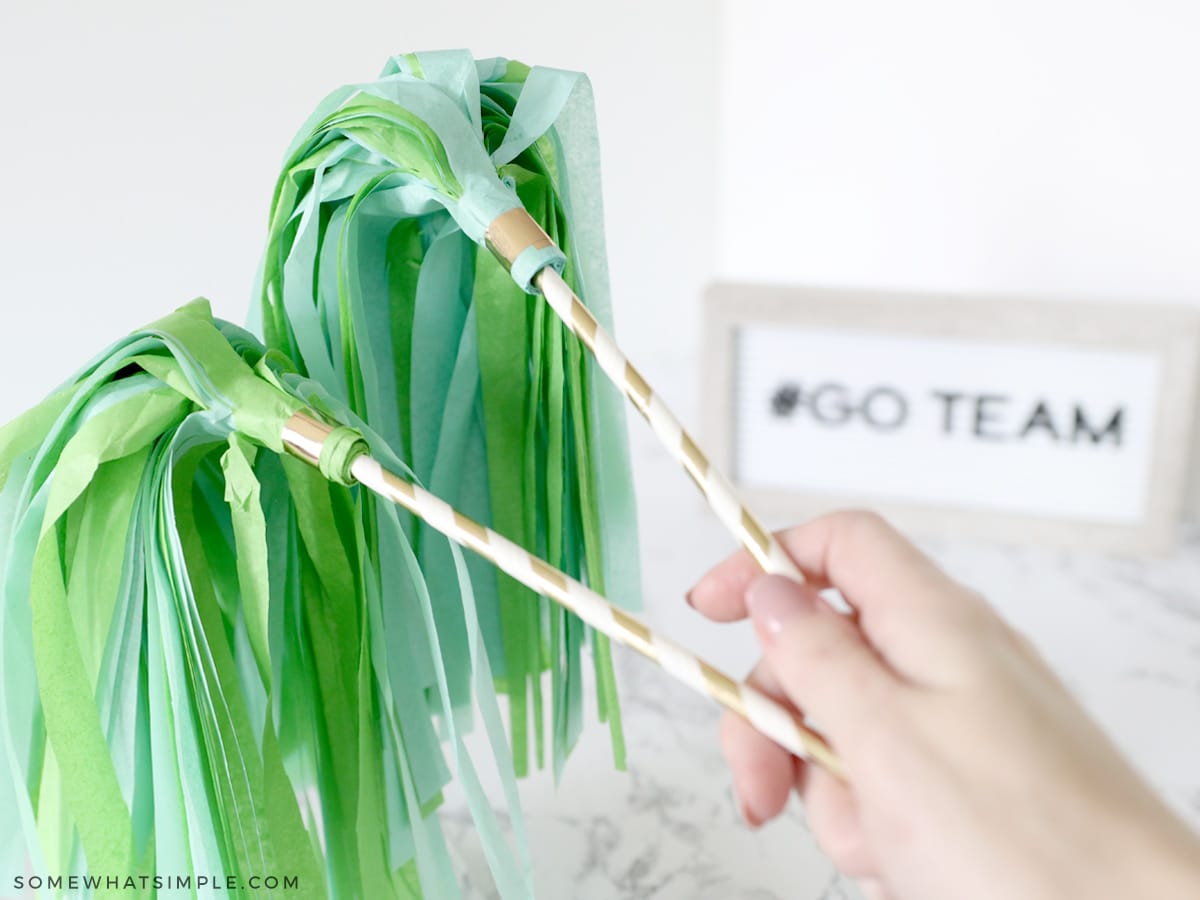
[702,284,1200,554]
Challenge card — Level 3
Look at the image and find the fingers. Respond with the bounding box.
[689,544,830,623]
[721,661,794,826]
[723,658,880,878]
[770,511,987,640]
[690,510,1001,683]
[746,575,896,742]
[858,880,895,900]
[723,704,877,876]
[690,510,956,625]
[688,547,760,621]
[799,763,878,878]
[721,710,792,827]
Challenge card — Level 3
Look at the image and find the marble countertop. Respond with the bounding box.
[443,416,1200,899]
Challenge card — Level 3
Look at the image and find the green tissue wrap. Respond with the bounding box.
[252,49,642,779]
[0,301,533,897]
[0,48,643,900]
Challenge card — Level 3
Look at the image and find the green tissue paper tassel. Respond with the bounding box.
[0,50,641,900]
[0,301,536,898]
[252,50,642,779]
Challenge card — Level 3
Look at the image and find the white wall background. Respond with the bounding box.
[718,0,1200,302]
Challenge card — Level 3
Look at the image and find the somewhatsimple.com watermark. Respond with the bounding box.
[12,873,301,894]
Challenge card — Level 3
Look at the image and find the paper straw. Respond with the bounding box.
[485,211,806,584]
[281,412,845,778]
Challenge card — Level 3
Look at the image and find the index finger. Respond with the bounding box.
[690,510,986,639]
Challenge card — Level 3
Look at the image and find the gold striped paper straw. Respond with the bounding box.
[484,209,807,584]
[281,412,845,778]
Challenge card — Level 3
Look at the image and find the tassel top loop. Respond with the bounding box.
[318,425,370,486]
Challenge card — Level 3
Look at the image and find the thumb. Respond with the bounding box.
[747,575,897,744]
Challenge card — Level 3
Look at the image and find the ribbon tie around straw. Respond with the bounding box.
[317,424,371,485]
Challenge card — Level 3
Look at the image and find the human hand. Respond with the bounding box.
[689,511,1200,900]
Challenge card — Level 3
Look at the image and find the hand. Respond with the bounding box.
[689,511,1200,900]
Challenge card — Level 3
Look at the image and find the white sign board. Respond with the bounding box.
[704,285,1200,553]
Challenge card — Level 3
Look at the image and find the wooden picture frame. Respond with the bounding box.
[702,283,1200,555]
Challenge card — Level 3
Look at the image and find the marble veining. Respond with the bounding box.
[439,420,1200,897]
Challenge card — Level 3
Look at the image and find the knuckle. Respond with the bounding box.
[839,508,892,542]
[791,623,843,672]
[843,655,887,702]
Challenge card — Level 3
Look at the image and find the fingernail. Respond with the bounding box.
[746,576,817,645]
[738,796,763,829]
[685,589,696,609]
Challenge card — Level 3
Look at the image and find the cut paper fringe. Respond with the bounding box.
[0,303,524,897]
[252,50,642,783]
[0,50,641,900]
